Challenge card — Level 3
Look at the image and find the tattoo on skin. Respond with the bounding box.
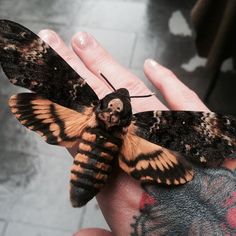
[131,166,236,236]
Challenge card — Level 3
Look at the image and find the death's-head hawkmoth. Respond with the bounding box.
[0,20,236,207]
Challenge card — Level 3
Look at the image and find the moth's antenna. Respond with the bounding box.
[99,72,154,98]
[100,73,116,91]
[130,92,155,99]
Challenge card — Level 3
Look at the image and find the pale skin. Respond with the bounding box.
[38,30,236,236]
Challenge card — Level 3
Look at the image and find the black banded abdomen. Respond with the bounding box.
[70,127,122,207]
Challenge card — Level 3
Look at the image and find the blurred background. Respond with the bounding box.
[0,0,235,235]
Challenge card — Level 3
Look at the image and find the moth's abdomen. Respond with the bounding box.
[70,153,112,207]
[70,128,122,207]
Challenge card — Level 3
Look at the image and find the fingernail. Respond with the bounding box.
[145,59,158,68]
[73,32,97,50]
[39,30,60,46]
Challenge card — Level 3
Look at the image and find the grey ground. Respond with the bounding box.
[0,0,235,235]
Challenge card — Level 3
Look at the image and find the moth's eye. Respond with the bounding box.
[109,103,113,107]
[117,107,121,111]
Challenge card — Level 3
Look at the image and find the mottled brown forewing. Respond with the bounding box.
[133,111,236,167]
[0,19,99,110]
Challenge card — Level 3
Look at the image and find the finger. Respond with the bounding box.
[144,59,210,112]
[38,30,109,98]
[71,32,167,112]
[73,228,112,236]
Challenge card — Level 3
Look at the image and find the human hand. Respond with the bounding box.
[38,30,236,236]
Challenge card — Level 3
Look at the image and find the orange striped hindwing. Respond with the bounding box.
[9,93,96,147]
[119,125,194,185]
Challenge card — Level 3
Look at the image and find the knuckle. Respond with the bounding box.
[90,55,112,72]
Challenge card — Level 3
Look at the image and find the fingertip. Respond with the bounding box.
[144,59,157,86]
[72,31,98,51]
[144,58,176,87]
[73,228,112,236]
[38,29,60,48]
[144,58,158,68]
[71,31,109,71]
[143,59,209,111]
[144,59,156,76]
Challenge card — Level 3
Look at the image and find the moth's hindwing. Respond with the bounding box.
[133,111,236,166]
[119,124,194,185]
[0,19,99,110]
[70,127,122,207]
[9,93,96,147]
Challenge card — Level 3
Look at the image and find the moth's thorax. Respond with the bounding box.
[95,88,132,131]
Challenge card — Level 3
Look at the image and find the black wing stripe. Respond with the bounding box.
[120,151,193,185]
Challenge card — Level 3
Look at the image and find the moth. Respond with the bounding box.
[0,20,236,207]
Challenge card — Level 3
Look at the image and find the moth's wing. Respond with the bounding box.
[0,19,98,110]
[119,124,194,186]
[9,93,96,147]
[133,111,236,166]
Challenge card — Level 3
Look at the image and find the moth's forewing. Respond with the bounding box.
[133,111,236,166]
[0,19,99,110]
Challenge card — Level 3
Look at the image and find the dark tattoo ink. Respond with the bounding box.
[131,167,236,235]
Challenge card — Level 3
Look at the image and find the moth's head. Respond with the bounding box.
[96,88,132,130]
